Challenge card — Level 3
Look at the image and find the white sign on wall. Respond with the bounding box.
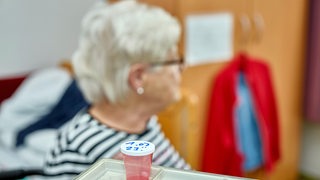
[184,13,234,66]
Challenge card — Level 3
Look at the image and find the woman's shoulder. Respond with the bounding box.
[68,108,93,125]
[59,109,97,135]
[147,115,160,128]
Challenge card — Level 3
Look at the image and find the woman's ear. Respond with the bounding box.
[128,64,147,91]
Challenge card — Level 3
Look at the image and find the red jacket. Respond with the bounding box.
[201,53,280,176]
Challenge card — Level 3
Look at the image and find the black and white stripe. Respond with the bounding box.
[43,110,190,179]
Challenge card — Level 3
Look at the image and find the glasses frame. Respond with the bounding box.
[149,58,184,67]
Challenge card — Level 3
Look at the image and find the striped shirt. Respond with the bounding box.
[42,109,190,179]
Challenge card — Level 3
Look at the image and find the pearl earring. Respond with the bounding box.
[137,87,144,95]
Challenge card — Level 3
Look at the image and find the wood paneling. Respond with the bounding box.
[139,0,309,179]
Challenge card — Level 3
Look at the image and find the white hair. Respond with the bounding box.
[72,0,181,104]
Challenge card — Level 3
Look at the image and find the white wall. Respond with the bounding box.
[0,0,99,77]
[300,121,320,178]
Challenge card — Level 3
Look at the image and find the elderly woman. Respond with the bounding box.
[43,0,190,179]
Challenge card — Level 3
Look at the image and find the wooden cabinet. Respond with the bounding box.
[247,1,308,180]
[142,0,254,171]
[138,0,309,179]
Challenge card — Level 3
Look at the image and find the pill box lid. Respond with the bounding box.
[120,141,155,156]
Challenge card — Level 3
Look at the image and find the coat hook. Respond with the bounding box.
[253,13,265,43]
[239,14,252,51]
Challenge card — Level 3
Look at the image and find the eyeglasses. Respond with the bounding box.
[149,58,184,67]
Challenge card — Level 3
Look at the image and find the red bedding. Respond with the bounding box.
[0,76,27,104]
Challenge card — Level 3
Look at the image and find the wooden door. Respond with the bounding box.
[135,1,308,179]
[178,0,251,170]
[245,0,309,179]
[139,0,251,170]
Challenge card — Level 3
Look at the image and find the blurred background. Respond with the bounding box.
[0,0,319,179]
